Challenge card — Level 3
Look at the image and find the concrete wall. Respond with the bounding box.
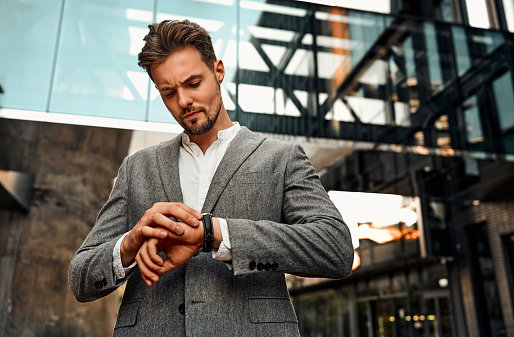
[0,119,131,337]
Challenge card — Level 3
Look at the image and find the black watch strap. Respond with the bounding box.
[202,213,214,252]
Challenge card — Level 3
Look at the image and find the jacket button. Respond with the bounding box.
[249,261,256,270]
[178,303,185,315]
[264,263,271,271]
[271,263,279,271]
[257,263,264,271]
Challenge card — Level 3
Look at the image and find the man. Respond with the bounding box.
[69,19,353,336]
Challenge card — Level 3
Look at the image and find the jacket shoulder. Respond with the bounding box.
[125,136,180,165]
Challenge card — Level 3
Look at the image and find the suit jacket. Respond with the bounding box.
[69,127,353,337]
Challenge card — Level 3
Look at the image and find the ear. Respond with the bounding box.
[214,59,225,84]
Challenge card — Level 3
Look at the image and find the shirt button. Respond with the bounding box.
[195,152,201,157]
[201,178,207,183]
[178,303,185,315]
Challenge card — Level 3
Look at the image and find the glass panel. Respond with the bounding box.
[426,298,438,336]
[49,0,153,120]
[468,223,506,336]
[424,23,444,95]
[435,114,452,149]
[462,95,485,149]
[439,297,453,337]
[0,0,62,111]
[342,11,391,125]
[357,301,369,337]
[376,300,394,337]
[504,0,514,32]
[369,276,390,297]
[467,28,504,64]
[395,297,409,337]
[348,11,387,67]
[465,0,491,29]
[292,289,348,337]
[492,72,514,153]
[238,0,312,120]
[451,26,471,77]
[403,36,420,114]
[436,0,455,22]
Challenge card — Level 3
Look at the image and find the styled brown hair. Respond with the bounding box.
[138,19,217,82]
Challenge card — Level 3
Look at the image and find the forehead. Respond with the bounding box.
[151,47,210,85]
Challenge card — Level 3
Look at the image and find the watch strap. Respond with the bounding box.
[202,213,214,252]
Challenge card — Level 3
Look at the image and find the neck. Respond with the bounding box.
[187,108,233,153]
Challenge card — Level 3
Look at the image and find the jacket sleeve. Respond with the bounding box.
[68,156,132,302]
[227,143,354,278]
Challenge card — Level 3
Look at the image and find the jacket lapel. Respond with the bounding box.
[201,127,265,213]
[156,134,184,203]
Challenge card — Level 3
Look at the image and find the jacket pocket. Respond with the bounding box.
[114,301,140,329]
[248,297,298,324]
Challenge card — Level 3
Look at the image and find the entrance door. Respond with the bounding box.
[423,292,453,337]
[363,293,453,337]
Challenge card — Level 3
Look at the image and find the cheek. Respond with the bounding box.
[163,99,179,115]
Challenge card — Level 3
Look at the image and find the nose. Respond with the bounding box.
[177,89,193,108]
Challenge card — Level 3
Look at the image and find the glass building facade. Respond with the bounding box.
[2,0,514,336]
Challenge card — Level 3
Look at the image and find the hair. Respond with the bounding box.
[138,19,217,82]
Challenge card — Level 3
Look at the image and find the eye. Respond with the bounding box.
[163,90,175,98]
[190,81,200,88]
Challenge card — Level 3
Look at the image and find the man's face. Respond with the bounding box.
[151,46,223,135]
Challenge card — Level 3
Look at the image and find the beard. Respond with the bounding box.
[177,85,222,135]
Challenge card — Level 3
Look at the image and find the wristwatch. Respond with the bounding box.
[202,213,214,252]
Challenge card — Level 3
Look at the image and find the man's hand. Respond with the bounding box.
[136,217,222,286]
[120,202,202,267]
[136,221,204,286]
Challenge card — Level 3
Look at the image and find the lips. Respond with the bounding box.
[184,112,199,119]
[183,109,202,120]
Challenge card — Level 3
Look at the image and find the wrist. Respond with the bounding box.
[120,235,135,267]
[212,217,222,249]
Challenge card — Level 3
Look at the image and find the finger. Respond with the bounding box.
[173,203,203,226]
[136,243,163,285]
[161,257,179,273]
[155,202,202,228]
[139,225,168,240]
[135,253,155,287]
[148,238,164,266]
[141,214,185,236]
[139,241,165,274]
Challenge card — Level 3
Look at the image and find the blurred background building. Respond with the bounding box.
[1,0,514,336]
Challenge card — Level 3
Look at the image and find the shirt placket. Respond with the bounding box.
[197,148,211,212]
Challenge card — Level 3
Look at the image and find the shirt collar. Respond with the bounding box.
[182,122,241,145]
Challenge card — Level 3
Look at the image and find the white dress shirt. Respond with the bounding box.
[113,123,241,279]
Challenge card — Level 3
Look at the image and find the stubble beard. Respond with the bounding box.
[179,86,222,136]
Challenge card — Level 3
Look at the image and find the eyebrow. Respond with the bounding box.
[158,74,203,92]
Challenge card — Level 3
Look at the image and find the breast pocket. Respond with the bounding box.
[223,172,281,220]
[248,297,298,324]
[114,301,140,329]
[231,172,276,184]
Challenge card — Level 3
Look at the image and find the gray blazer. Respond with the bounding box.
[69,127,353,337]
